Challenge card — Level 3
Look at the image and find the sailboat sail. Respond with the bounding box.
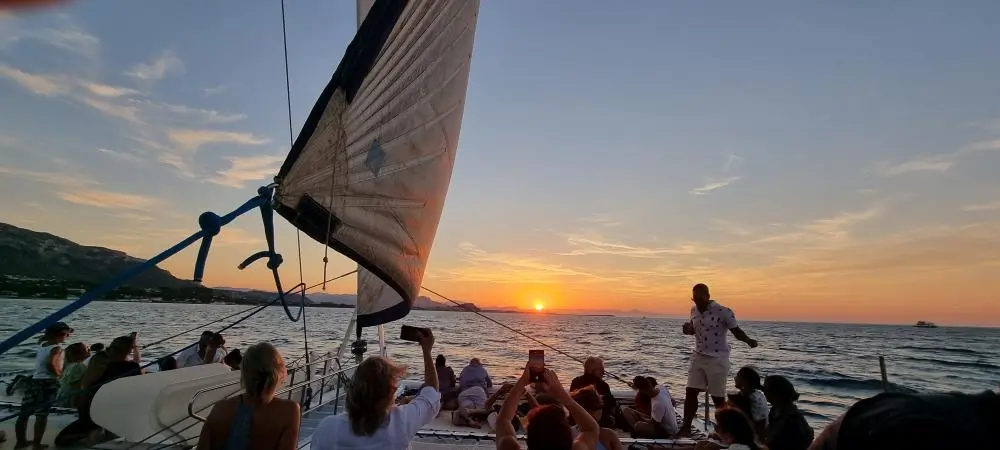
[276,0,480,327]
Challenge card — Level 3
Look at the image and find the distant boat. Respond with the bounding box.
[914,321,938,328]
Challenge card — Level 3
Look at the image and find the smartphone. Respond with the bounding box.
[528,350,544,382]
[400,325,429,343]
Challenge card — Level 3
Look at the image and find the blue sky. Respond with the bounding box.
[2,1,999,325]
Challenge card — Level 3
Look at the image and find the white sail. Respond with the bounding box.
[276,0,479,327]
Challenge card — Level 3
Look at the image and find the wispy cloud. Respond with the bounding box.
[0,15,99,58]
[203,83,237,97]
[574,213,624,228]
[559,234,702,258]
[876,138,1000,177]
[23,26,100,59]
[126,50,184,81]
[0,64,69,95]
[97,147,148,165]
[440,242,611,284]
[80,96,140,123]
[0,165,160,211]
[689,176,742,195]
[724,153,745,171]
[56,188,158,210]
[875,158,953,176]
[0,165,95,187]
[962,201,1000,212]
[80,81,140,98]
[208,154,284,189]
[156,103,246,124]
[166,129,269,151]
[112,212,155,222]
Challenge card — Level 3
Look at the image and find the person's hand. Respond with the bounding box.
[541,369,563,391]
[682,322,695,335]
[418,328,435,352]
[746,338,759,349]
[518,366,532,386]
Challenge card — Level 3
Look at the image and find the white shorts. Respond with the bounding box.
[457,386,487,410]
[686,353,730,397]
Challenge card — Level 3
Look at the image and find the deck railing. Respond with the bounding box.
[187,350,357,422]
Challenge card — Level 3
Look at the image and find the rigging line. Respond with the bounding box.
[420,285,633,388]
[141,305,262,350]
[280,0,312,376]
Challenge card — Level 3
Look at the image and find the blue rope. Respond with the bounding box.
[0,189,271,357]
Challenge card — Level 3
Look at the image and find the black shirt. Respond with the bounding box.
[569,373,617,427]
[766,404,814,450]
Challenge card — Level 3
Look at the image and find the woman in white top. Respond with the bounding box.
[311,329,439,450]
[15,321,73,450]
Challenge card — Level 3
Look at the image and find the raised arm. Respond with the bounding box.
[420,329,439,391]
[496,369,531,450]
[543,370,598,450]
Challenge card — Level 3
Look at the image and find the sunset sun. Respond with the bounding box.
[534,302,544,312]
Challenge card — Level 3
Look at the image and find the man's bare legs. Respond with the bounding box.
[680,388,725,435]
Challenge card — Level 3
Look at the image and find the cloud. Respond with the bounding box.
[574,213,624,228]
[876,139,1000,177]
[0,164,161,211]
[56,188,158,210]
[23,26,100,59]
[724,153,744,171]
[0,64,69,95]
[440,242,611,284]
[80,97,140,123]
[208,154,284,189]
[875,158,953,176]
[962,201,1000,212]
[559,235,702,258]
[0,15,99,58]
[689,176,742,195]
[156,103,246,124]
[0,165,95,188]
[80,81,140,98]
[126,50,184,81]
[112,212,155,222]
[203,83,237,97]
[166,129,270,151]
[97,147,148,165]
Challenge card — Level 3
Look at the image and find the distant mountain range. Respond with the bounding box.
[0,222,492,312]
[0,222,189,288]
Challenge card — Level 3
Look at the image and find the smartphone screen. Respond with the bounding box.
[528,350,544,381]
[399,325,426,342]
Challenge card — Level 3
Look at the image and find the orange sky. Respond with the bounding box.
[2,3,1000,327]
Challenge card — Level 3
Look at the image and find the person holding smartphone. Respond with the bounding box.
[311,328,439,449]
[495,366,600,450]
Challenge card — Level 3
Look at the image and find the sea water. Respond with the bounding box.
[1,298,997,430]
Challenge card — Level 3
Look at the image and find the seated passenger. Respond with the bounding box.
[569,357,618,428]
[763,375,813,450]
[571,386,624,450]
[621,376,679,438]
[196,342,299,450]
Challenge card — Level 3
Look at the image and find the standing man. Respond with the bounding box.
[679,283,758,435]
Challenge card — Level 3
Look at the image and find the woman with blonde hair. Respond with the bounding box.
[312,328,439,449]
[197,343,299,450]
